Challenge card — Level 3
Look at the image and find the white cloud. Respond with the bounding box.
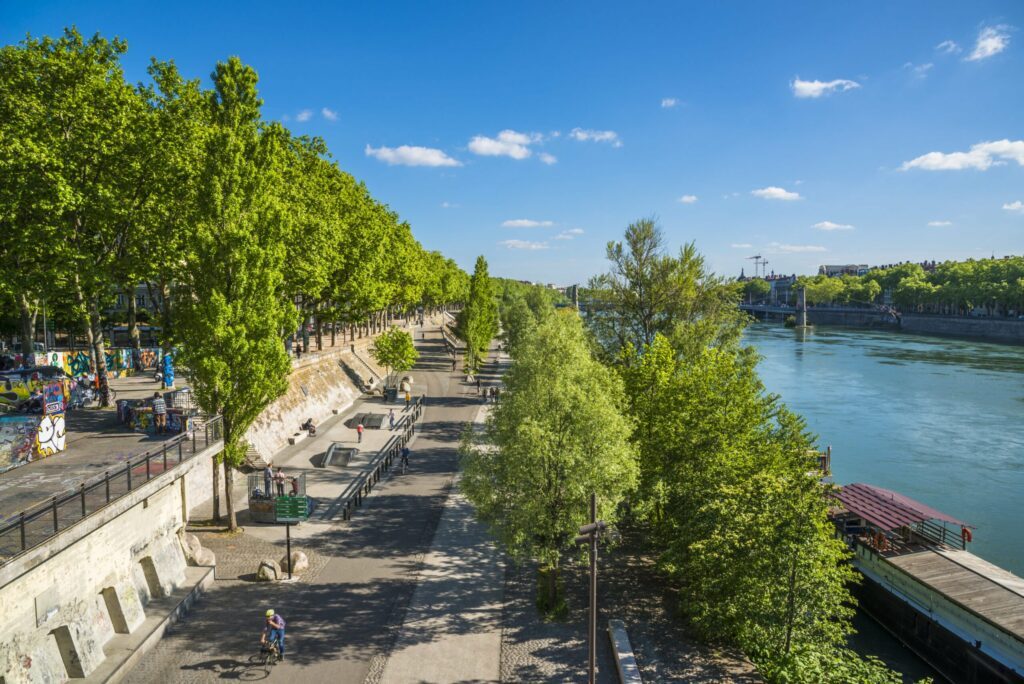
[791,77,861,98]
[900,139,1024,171]
[903,62,934,78]
[678,194,698,204]
[500,239,548,250]
[554,228,585,240]
[296,109,313,122]
[813,221,854,231]
[928,220,953,227]
[539,152,557,165]
[321,107,338,121]
[502,219,555,228]
[1003,200,1024,213]
[936,40,962,54]
[730,243,753,249]
[966,26,1011,62]
[468,129,542,160]
[661,98,679,108]
[752,186,802,201]
[570,128,622,147]
[364,144,462,167]
[440,201,459,209]
[771,242,827,253]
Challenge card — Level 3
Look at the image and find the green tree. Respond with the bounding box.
[456,256,498,372]
[461,310,637,611]
[743,278,771,303]
[371,326,419,388]
[175,57,296,530]
[587,218,745,362]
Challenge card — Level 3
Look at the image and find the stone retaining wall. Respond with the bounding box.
[0,443,221,683]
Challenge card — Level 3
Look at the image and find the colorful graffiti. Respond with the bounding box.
[35,413,66,457]
[137,348,159,370]
[0,416,36,473]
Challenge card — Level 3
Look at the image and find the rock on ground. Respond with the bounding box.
[280,550,309,574]
[256,559,281,581]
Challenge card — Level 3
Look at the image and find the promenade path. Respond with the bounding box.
[124,324,509,683]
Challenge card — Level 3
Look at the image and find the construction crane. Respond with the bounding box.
[746,254,763,278]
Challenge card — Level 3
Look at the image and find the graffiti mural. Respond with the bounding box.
[35,414,66,457]
[0,416,36,472]
[67,351,92,377]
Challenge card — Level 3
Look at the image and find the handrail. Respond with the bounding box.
[318,395,425,522]
[0,414,224,565]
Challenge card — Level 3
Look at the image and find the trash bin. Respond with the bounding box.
[384,386,398,402]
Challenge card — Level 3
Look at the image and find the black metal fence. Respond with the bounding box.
[0,415,223,565]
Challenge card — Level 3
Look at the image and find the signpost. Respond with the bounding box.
[575,493,607,684]
[275,497,308,580]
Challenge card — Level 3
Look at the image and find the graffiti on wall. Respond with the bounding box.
[35,414,66,457]
[0,416,36,472]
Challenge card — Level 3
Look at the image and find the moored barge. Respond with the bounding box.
[830,483,1024,683]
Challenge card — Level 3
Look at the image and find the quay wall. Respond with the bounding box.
[806,309,898,329]
[900,314,1024,344]
[0,442,223,682]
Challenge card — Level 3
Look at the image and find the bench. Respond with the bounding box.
[607,619,642,683]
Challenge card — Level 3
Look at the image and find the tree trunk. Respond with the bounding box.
[212,453,221,522]
[88,299,112,408]
[17,292,37,356]
[127,283,142,371]
[225,463,238,531]
[315,306,323,351]
[330,319,336,347]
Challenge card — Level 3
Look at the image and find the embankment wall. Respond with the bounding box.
[0,442,222,682]
[899,314,1024,344]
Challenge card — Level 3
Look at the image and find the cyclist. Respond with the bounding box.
[261,609,286,660]
[400,446,410,473]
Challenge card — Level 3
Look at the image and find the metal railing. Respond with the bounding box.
[0,415,223,565]
[319,396,425,522]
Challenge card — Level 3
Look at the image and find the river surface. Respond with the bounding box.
[744,323,1024,576]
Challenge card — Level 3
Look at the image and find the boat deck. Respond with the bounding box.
[887,547,1024,641]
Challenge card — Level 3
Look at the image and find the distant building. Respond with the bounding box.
[818,264,869,277]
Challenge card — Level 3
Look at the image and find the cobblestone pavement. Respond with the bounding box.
[194,528,330,583]
[499,526,759,683]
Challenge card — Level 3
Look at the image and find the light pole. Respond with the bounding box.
[575,493,607,684]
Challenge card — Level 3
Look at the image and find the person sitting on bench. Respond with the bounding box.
[300,418,316,436]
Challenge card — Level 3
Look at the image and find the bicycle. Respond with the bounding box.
[400,447,410,474]
[259,641,280,673]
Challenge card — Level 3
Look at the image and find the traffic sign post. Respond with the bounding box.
[275,497,308,580]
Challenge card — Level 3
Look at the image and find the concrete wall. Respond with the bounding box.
[0,443,221,683]
[806,309,899,328]
[245,337,388,461]
[900,314,1024,344]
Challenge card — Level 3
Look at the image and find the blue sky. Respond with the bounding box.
[3,2,1022,283]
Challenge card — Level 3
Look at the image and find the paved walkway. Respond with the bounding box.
[124,325,500,683]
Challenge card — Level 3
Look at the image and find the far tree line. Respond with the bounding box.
[742,256,1024,316]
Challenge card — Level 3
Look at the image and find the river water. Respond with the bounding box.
[745,324,1024,680]
[745,323,1024,575]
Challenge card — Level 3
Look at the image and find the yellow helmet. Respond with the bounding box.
[265,609,275,617]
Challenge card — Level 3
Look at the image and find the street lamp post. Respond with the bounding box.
[575,492,607,684]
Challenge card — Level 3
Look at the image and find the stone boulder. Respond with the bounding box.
[179,532,202,562]
[194,547,216,567]
[279,550,309,575]
[256,559,281,581]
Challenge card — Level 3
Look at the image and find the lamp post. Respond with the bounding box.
[575,493,607,684]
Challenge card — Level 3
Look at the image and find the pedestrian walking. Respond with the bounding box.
[151,392,167,434]
[451,358,456,372]
[263,463,273,498]
[388,409,395,430]
[357,422,364,443]
[404,390,411,410]
[476,376,481,394]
